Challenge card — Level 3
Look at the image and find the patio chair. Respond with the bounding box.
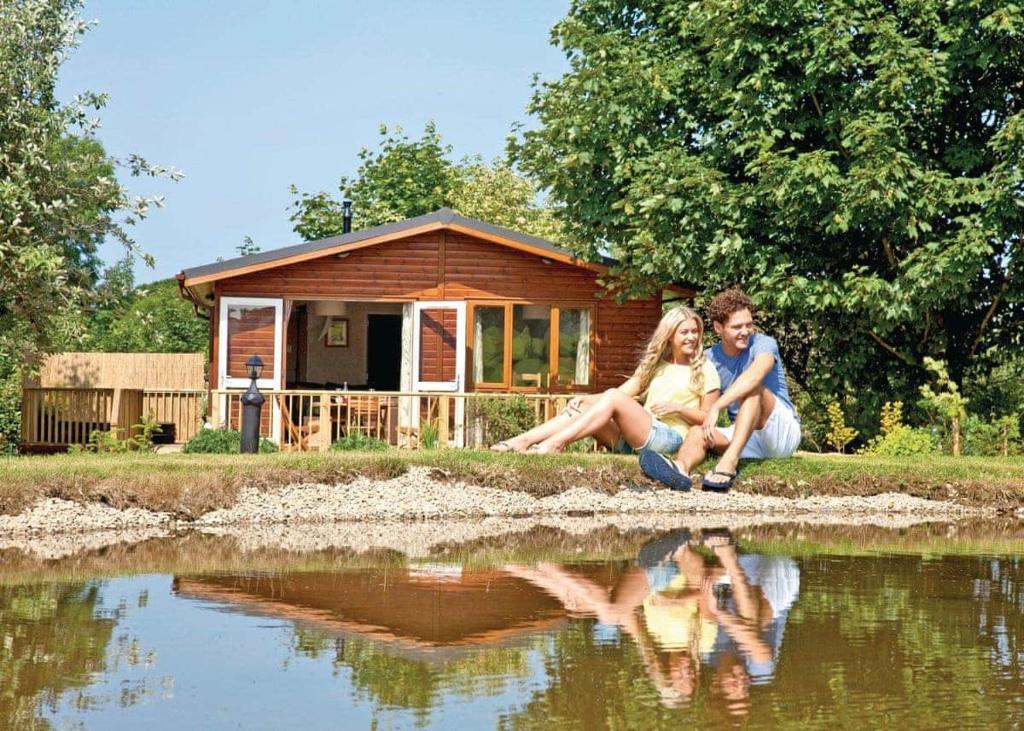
[277,394,320,451]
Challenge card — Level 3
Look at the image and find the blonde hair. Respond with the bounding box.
[632,305,707,398]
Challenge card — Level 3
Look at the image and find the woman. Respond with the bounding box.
[491,306,720,458]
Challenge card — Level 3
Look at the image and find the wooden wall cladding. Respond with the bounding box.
[442,232,598,301]
[219,234,443,300]
[594,297,663,390]
[418,308,457,382]
[226,305,276,379]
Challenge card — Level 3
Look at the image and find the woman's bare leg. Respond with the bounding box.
[500,395,599,451]
[534,389,653,453]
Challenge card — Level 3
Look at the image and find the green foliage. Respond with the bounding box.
[182,428,278,454]
[963,414,1022,457]
[825,402,858,453]
[68,414,162,454]
[0,0,179,368]
[330,433,390,451]
[514,0,1024,413]
[289,122,566,242]
[419,421,439,450]
[82,275,208,354]
[470,396,538,444]
[919,357,970,454]
[862,401,937,456]
[0,355,20,455]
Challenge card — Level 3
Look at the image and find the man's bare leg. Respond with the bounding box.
[708,387,776,483]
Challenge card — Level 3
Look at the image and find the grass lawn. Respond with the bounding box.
[0,449,1021,518]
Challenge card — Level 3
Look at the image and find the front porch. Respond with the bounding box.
[213,388,578,451]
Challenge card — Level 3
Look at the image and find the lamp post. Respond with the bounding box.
[240,354,264,454]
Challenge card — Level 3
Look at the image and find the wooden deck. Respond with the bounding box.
[211,388,580,451]
[20,387,204,452]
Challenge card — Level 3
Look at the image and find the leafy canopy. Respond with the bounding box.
[0,0,179,365]
[290,122,564,242]
[513,0,1024,407]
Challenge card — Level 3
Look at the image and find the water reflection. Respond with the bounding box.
[0,523,1022,729]
[503,528,797,717]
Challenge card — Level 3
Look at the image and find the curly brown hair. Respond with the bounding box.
[708,288,755,324]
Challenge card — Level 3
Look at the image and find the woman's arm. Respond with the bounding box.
[650,389,720,425]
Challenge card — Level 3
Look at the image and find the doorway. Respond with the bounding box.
[366,314,402,390]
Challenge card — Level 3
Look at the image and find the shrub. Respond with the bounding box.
[825,401,858,453]
[471,395,538,444]
[182,428,278,454]
[963,414,1022,456]
[861,401,936,456]
[69,414,163,454]
[330,433,390,451]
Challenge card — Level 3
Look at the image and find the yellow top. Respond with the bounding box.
[643,359,721,438]
[642,575,719,654]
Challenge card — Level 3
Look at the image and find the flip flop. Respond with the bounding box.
[701,469,738,493]
[638,449,692,492]
[489,441,514,453]
[699,527,735,547]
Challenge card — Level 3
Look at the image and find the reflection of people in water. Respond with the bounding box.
[503,528,799,714]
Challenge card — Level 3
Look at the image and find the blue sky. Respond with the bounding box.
[58,1,569,283]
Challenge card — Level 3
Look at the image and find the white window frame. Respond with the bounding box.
[412,301,466,392]
[218,297,284,390]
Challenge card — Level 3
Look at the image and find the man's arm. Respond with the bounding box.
[714,353,774,408]
[701,353,774,441]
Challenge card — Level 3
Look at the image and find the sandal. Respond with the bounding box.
[638,449,692,492]
[489,441,513,453]
[699,527,735,547]
[701,469,738,493]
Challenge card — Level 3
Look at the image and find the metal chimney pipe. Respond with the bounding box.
[342,200,353,234]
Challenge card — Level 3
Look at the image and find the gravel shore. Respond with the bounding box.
[0,467,989,542]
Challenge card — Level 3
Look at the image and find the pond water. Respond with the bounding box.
[1,522,1022,729]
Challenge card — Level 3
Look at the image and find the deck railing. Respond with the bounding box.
[20,387,205,450]
[211,389,582,451]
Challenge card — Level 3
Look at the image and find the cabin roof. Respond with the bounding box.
[179,207,614,286]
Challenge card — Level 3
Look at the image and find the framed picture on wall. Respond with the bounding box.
[325,318,349,347]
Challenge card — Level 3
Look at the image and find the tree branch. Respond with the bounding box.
[881,237,897,272]
[870,331,918,367]
[968,282,1008,358]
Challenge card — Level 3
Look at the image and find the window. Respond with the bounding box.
[470,302,591,390]
[512,304,551,387]
[557,308,590,386]
[472,306,505,384]
[218,297,283,389]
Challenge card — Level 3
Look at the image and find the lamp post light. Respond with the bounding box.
[240,354,264,454]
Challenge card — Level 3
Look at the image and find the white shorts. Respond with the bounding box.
[718,402,801,459]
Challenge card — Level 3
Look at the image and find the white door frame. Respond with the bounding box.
[411,301,466,446]
[217,296,283,443]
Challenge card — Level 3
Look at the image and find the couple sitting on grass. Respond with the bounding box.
[492,289,800,492]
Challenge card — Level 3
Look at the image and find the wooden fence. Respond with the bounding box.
[27,352,205,390]
[20,388,204,451]
[211,389,580,451]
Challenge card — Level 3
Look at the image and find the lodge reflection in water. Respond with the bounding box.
[174,528,792,717]
[4,525,1024,729]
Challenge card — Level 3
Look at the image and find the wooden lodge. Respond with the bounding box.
[177,208,691,450]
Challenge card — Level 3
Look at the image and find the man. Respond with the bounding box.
[640,288,801,492]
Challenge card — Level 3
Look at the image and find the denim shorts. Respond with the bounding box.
[613,418,684,455]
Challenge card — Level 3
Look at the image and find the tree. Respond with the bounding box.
[82,274,208,354]
[0,0,179,451]
[289,122,454,238]
[289,123,567,242]
[513,1,1024,413]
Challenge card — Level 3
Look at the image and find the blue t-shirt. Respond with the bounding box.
[708,333,795,422]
